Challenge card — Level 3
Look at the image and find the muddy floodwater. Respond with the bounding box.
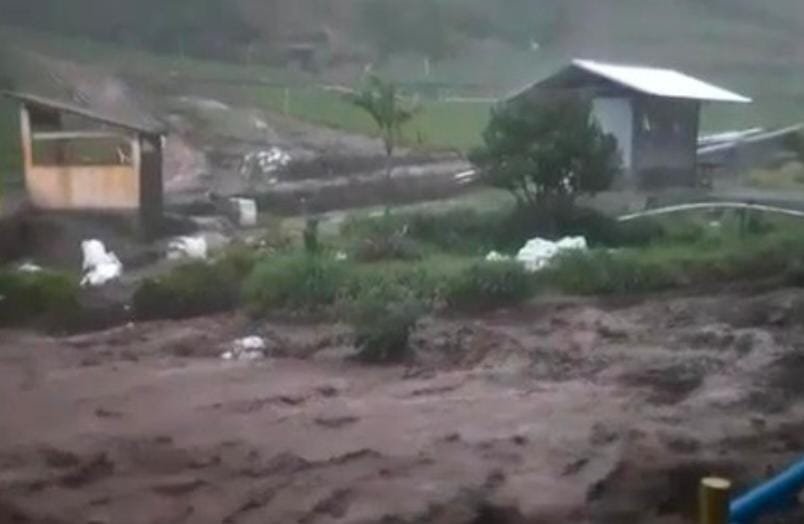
[3,289,804,523]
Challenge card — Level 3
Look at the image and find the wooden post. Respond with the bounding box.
[19,105,32,190]
[700,477,731,524]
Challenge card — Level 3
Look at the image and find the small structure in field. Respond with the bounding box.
[510,59,751,188]
[3,91,166,237]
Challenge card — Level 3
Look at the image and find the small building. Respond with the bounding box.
[3,91,166,237]
[510,59,752,188]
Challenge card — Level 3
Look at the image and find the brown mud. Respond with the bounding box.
[3,289,804,523]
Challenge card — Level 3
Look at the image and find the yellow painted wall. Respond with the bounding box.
[26,165,139,210]
[20,106,142,212]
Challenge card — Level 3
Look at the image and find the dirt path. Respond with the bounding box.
[2,290,804,523]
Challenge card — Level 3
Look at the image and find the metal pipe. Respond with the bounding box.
[618,202,804,222]
[700,477,731,524]
[730,458,804,523]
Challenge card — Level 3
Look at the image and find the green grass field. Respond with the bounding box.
[243,85,493,150]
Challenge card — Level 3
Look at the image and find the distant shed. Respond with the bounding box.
[509,59,752,188]
[3,91,166,236]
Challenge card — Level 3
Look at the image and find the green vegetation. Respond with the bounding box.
[0,269,79,327]
[470,95,620,224]
[346,76,420,187]
[747,162,804,190]
[544,223,804,295]
[342,204,661,257]
[444,260,533,311]
[346,215,424,262]
[133,248,257,320]
[345,283,425,363]
[244,253,348,314]
[246,85,491,150]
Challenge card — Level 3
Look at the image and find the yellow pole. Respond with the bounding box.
[700,477,732,524]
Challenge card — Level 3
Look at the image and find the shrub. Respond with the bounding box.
[470,95,620,217]
[0,269,79,327]
[341,261,450,306]
[348,215,423,262]
[544,250,677,295]
[785,259,804,287]
[344,206,663,257]
[244,253,348,313]
[346,285,426,363]
[405,208,504,254]
[215,244,260,278]
[444,260,534,311]
[545,228,804,296]
[133,259,245,321]
[344,209,502,255]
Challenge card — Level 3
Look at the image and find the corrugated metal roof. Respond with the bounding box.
[2,91,166,135]
[572,60,751,103]
[508,59,752,103]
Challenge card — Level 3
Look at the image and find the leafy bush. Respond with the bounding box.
[544,251,677,295]
[404,208,504,254]
[0,269,79,327]
[344,209,500,255]
[499,206,662,250]
[244,253,348,313]
[344,205,659,257]
[346,284,426,363]
[545,228,804,295]
[347,215,423,262]
[471,95,620,218]
[444,260,534,311]
[785,258,804,287]
[133,260,244,321]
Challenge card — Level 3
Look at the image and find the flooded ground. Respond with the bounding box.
[2,288,804,523]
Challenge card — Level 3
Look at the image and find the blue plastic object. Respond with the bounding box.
[730,458,804,523]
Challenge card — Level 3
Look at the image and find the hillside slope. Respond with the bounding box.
[2,1,804,186]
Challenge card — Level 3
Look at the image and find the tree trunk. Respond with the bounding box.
[384,135,394,210]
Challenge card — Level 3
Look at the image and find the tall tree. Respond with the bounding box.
[345,76,419,202]
[470,96,620,215]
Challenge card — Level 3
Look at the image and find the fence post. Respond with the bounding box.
[700,477,731,524]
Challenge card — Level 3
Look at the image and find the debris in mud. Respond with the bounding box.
[167,236,208,260]
[516,236,587,272]
[229,198,259,227]
[485,251,511,262]
[81,240,123,287]
[240,147,292,179]
[221,336,268,361]
[486,237,588,272]
[17,262,43,273]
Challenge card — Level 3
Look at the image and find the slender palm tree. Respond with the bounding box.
[346,76,418,199]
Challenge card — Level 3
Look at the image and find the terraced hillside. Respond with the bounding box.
[1,0,804,187]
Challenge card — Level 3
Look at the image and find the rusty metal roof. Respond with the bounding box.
[510,59,752,103]
[2,90,166,135]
